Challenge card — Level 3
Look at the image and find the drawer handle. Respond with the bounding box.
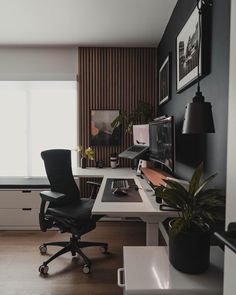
[22,190,32,193]
[22,208,32,211]
[117,268,125,288]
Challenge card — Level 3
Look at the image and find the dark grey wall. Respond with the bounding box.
[157,0,230,189]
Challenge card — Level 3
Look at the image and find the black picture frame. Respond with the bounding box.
[159,53,171,106]
[176,3,211,93]
[90,109,120,146]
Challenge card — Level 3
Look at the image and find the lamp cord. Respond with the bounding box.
[197,0,202,94]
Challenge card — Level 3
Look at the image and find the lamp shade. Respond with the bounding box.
[182,101,215,134]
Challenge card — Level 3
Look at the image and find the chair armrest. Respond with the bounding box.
[86,181,101,187]
[40,191,66,203]
[86,181,101,199]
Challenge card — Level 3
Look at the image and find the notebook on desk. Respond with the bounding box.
[119,124,149,160]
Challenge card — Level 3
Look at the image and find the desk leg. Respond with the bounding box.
[146,222,159,246]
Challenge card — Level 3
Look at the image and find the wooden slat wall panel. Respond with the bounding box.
[79,177,103,198]
[78,47,157,167]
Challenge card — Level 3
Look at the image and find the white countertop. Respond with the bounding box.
[123,246,224,295]
[75,167,135,178]
[75,167,175,218]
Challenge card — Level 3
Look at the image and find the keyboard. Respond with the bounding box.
[119,145,149,160]
[111,179,129,192]
[128,145,146,152]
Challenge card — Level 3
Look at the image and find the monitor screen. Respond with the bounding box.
[133,124,149,146]
[149,116,175,172]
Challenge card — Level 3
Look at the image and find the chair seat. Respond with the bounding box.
[47,198,95,222]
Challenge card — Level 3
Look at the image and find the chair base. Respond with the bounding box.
[39,234,108,274]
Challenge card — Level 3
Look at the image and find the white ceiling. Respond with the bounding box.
[0,0,177,47]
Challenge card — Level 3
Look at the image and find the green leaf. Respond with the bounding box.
[126,121,134,134]
[111,112,126,129]
[164,179,190,203]
[171,218,188,235]
[152,185,182,210]
[164,179,188,193]
[154,185,188,211]
[189,162,203,196]
[161,189,185,208]
[85,147,95,160]
[194,173,217,197]
[151,163,225,234]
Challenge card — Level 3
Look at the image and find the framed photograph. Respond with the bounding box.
[159,54,171,105]
[90,110,120,146]
[176,3,211,92]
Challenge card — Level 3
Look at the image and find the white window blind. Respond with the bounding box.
[0,81,77,177]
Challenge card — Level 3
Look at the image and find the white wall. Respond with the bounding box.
[224,0,236,294]
[0,47,78,80]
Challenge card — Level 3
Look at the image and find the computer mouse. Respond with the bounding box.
[113,189,128,196]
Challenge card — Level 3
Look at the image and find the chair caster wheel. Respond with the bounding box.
[39,245,47,255]
[100,246,108,254]
[39,264,49,275]
[82,264,91,274]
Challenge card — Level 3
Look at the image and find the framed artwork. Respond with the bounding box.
[176,3,211,92]
[159,54,171,106]
[90,110,120,146]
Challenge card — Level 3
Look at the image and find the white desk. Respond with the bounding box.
[76,167,176,246]
[119,246,223,295]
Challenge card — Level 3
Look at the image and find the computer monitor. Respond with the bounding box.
[149,116,175,172]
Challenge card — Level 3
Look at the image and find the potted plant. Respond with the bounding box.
[111,100,153,133]
[76,145,95,168]
[152,163,225,274]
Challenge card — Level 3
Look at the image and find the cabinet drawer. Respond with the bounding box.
[0,190,41,208]
[0,209,39,226]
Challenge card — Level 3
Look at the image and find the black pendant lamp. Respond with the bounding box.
[182,0,215,134]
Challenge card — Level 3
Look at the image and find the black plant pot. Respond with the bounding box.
[169,221,210,274]
[81,157,87,169]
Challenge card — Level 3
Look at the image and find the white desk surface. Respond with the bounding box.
[75,167,175,218]
[76,167,134,178]
[123,246,224,295]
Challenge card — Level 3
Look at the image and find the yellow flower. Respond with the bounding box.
[76,145,95,160]
[85,147,95,160]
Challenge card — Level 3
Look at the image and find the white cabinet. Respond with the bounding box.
[118,246,224,295]
[0,189,43,229]
[0,177,81,230]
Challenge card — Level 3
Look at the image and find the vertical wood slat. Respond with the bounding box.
[79,177,103,198]
[78,47,157,168]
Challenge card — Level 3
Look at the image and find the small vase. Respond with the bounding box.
[81,157,87,169]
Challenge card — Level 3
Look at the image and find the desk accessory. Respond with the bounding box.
[102,179,142,202]
[76,145,95,169]
[96,160,104,168]
[111,179,129,193]
[110,153,119,168]
[111,179,129,196]
[119,124,149,160]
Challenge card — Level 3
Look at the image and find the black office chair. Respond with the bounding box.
[38,149,108,275]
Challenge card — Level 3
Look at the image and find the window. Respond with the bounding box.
[0,81,77,177]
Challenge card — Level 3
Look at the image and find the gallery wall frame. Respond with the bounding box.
[176,2,211,93]
[90,109,120,146]
[159,53,171,106]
